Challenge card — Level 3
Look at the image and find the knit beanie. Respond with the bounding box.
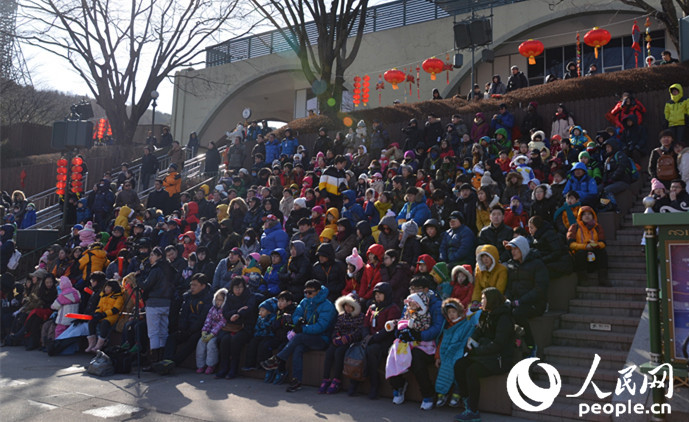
[345,248,365,273]
[399,220,419,248]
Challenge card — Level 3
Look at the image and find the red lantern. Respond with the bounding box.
[353,76,361,107]
[518,39,544,65]
[57,158,68,167]
[384,68,406,90]
[72,157,83,165]
[584,27,611,59]
[422,57,444,80]
[362,75,370,106]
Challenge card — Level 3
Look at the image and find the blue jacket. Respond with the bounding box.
[341,190,365,223]
[420,290,444,342]
[20,209,36,229]
[260,224,288,255]
[263,248,288,295]
[439,224,476,264]
[563,162,599,205]
[91,186,114,214]
[265,139,281,163]
[281,136,299,156]
[363,200,380,226]
[76,198,91,224]
[293,285,337,343]
[397,197,431,227]
[255,298,277,337]
[490,110,515,136]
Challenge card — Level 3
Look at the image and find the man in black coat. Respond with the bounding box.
[147,179,169,212]
[506,65,528,92]
[311,243,345,303]
[204,141,222,176]
[140,146,159,190]
[157,274,212,371]
[402,118,423,152]
[454,184,478,234]
[423,114,444,149]
[477,205,514,263]
[313,127,333,156]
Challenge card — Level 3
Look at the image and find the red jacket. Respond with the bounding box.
[504,209,528,229]
[451,282,474,309]
[359,244,385,300]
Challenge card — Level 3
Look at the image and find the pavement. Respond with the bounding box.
[0,349,533,422]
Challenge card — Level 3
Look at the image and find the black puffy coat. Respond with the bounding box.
[477,223,513,263]
[222,287,259,335]
[531,223,573,276]
[468,302,516,371]
[311,243,346,302]
[279,241,312,300]
[505,252,548,314]
[141,259,175,307]
[177,287,213,335]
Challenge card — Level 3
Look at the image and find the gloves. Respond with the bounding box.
[93,312,107,321]
[333,335,350,347]
[399,329,421,342]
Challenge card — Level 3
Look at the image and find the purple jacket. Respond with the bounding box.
[202,288,228,335]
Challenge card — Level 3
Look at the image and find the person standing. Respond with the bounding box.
[506,66,528,92]
[204,141,221,177]
[188,132,200,157]
[169,141,185,171]
[140,146,159,191]
[159,127,173,148]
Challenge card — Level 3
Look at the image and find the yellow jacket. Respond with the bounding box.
[114,205,131,237]
[472,244,508,302]
[79,246,110,280]
[96,291,125,325]
[217,204,229,221]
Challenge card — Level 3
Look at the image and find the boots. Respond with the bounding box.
[85,335,97,353]
[143,348,161,372]
[94,337,107,353]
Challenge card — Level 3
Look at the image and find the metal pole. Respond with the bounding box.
[644,224,666,413]
[471,47,475,89]
[151,99,157,142]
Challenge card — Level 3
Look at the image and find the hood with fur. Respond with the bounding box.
[213,288,228,308]
[452,264,474,284]
[335,294,362,316]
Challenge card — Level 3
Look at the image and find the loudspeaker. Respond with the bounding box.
[453,53,464,68]
[454,22,472,50]
[482,49,495,63]
[16,229,60,251]
[51,121,94,150]
[470,19,492,46]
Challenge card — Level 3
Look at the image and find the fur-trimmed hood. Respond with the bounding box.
[213,288,228,307]
[441,297,464,319]
[532,183,553,201]
[335,294,361,316]
[451,264,474,284]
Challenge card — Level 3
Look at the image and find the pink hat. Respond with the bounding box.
[249,252,261,262]
[345,248,364,273]
[651,178,665,193]
[312,206,324,215]
[373,172,383,179]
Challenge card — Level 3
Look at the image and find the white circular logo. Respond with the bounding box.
[506,357,562,412]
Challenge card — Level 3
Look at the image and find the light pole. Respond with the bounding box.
[150,90,159,140]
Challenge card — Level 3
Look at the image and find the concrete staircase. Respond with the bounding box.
[512,179,650,422]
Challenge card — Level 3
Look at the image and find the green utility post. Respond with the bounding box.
[634,197,689,420]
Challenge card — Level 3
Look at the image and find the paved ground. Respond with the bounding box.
[0,349,533,422]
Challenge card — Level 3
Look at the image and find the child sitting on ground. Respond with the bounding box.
[319,293,363,395]
[196,288,228,375]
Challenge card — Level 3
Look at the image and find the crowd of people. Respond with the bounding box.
[1,81,688,422]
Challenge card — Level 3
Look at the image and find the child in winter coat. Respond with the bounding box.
[504,196,529,229]
[319,294,364,394]
[263,291,296,384]
[242,297,278,371]
[342,248,365,297]
[114,205,132,237]
[85,280,124,353]
[511,155,535,185]
[263,249,287,297]
[180,231,197,259]
[385,292,436,379]
[450,265,474,309]
[76,198,91,224]
[434,299,481,408]
[196,288,227,374]
[51,276,81,337]
[311,206,326,235]
[472,245,508,310]
[79,221,97,247]
[242,252,265,294]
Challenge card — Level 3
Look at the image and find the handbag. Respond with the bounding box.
[342,335,371,381]
[87,350,115,377]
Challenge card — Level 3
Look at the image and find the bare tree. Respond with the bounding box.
[14,0,256,144]
[619,0,687,49]
[249,0,369,117]
[0,78,79,127]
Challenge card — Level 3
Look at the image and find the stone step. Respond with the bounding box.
[607,260,646,270]
[605,239,643,248]
[534,361,620,391]
[605,248,644,258]
[559,313,640,334]
[569,299,645,317]
[612,233,644,243]
[576,286,645,301]
[552,329,635,351]
[544,345,628,371]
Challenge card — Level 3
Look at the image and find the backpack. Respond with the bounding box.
[87,350,115,377]
[656,152,678,181]
[104,345,132,374]
[342,336,371,381]
[615,152,640,182]
[7,248,21,270]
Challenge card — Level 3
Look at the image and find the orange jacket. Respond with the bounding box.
[567,206,606,251]
[163,171,182,196]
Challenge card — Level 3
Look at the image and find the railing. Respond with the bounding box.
[27,145,227,230]
[205,0,524,67]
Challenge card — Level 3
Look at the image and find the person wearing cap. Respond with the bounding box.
[504,235,548,356]
[212,247,246,292]
[318,155,348,210]
[261,280,336,392]
[397,186,431,227]
[285,198,310,235]
[506,65,528,92]
[440,210,476,267]
[260,214,288,255]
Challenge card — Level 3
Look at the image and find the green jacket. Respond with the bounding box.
[665,84,688,127]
